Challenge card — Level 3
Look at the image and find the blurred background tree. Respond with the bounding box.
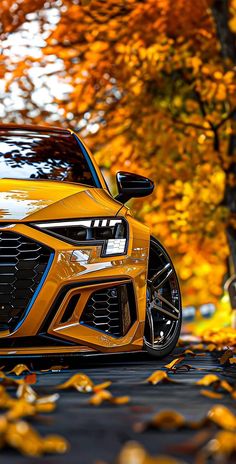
[0,0,236,311]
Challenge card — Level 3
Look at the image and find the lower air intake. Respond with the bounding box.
[80,284,135,337]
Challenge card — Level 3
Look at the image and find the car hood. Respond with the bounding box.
[0,179,122,221]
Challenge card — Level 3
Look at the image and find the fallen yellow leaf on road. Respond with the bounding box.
[196,374,219,386]
[198,430,236,462]
[207,405,236,431]
[17,384,59,405]
[5,419,69,456]
[135,405,236,432]
[8,364,31,376]
[57,373,111,393]
[148,410,186,431]
[200,389,223,399]
[89,389,130,406]
[147,370,176,385]
[219,349,234,365]
[114,441,187,464]
[165,358,185,370]
[220,380,233,393]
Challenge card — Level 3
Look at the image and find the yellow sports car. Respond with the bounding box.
[0,124,181,359]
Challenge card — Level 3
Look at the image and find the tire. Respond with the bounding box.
[144,236,182,358]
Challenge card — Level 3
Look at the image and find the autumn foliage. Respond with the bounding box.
[1,0,236,306]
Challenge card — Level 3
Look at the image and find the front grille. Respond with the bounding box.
[80,284,135,337]
[0,231,51,332]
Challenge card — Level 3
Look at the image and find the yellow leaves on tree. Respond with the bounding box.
[1,0,236,306]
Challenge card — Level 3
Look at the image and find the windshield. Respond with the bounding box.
[0,129,97,187]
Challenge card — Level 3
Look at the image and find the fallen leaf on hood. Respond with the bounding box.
[229,357,236,364]
[114,441,187,464]
[200,389,223,399]
[8,365,31,376]
[5,419,69,456]
[57,373,110,393]
[165,358,185,370]
[147,370,176,385]
[89,389,130,406]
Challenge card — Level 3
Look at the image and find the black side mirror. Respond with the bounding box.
[115,171,154,204]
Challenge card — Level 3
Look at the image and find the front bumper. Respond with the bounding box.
[0,220,150,356]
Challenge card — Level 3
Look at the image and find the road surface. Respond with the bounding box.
[2,349,236,463]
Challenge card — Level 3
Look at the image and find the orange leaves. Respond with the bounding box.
[165,357,185,370]
[2,419,69,457]
[0,369,67,457]
[89,390,130,406]
[196,374,220,386]
[111,441,187,464]
[8,364,31,376]
[0,1,235,310]
[57,371,129,406]
[57,372,111,393]
[208,405,236,432]
[146,370,176,385]
[196,374,236,400]
[136,405,236,433]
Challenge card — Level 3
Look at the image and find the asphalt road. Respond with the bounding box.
[2,349,236,464]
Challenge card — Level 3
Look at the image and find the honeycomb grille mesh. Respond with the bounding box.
[80,287,123,336]
[0,231,51,332]
[80,285,134,337]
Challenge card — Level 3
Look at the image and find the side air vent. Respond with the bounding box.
[80,284,136,337]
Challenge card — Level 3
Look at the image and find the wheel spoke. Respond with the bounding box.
[156,293,179,315]
[147,263,171,288]
[152,302,179,321]
[153,268,173,290]
[146,306,155,346]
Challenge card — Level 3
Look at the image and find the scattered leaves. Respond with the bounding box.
[8,364,31,376]
[89,390,130,406]
[147,371,176,385]
[57,373,111,393]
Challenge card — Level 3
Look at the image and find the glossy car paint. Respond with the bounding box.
[0,126,150,356]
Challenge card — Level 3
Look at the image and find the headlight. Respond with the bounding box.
[32,218,128,256]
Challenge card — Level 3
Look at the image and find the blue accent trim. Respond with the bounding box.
[72,133,102,188]
[14,253,55,331]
